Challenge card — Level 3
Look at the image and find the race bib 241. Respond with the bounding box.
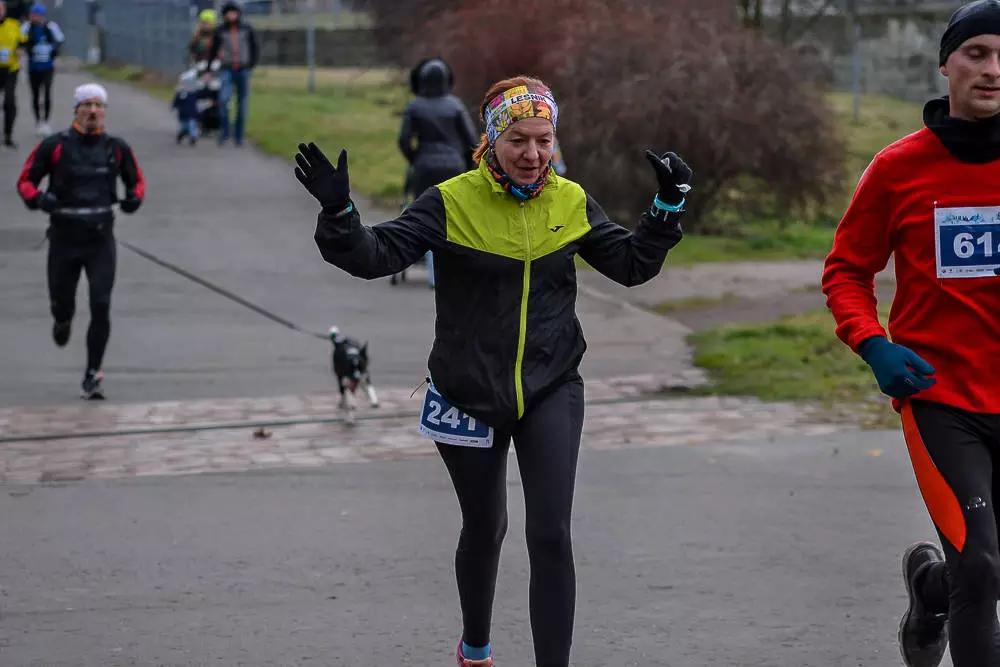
[418,383,494,448]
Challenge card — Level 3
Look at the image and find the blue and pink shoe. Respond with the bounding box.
[456,641,493,667]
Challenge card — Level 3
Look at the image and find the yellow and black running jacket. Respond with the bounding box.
[314,159,683,431]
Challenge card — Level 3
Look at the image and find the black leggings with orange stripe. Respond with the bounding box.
[904,400,1000,667]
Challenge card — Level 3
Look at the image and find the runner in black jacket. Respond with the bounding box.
[296,74,693,667]
[16,83,145,400]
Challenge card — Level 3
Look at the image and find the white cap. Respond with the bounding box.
[74,83,108,108]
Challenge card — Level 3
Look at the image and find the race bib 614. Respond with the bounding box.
[935,205,1000,278]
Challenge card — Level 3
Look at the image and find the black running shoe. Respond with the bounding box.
[899,541,949,667]
[3,136,17,149]
[81,369,105,401]
[52,320,71,347]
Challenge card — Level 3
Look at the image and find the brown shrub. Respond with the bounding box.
[365,0,846,231]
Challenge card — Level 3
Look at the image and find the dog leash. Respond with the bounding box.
[117,238,329,341]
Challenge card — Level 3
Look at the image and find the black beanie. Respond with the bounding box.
[940,0,1000,66]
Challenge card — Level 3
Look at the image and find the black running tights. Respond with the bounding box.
[29,69,54,122]
[47,233,117,372]
[904,399,1000,667]
[0,67,16,138]
[436,376,584,667]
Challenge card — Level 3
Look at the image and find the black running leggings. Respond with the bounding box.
[904,399,1000,667]
[437,376,584,667]
[0,67,17,138]
[47,233,117,372]
[29,69,54,122]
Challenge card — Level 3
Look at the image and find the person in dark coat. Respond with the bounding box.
[398,57,479,198]
[397,58,479,288]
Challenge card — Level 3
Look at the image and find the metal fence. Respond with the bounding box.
[55,0,193,78]
[50,0,93,66]
[54,0,374,80]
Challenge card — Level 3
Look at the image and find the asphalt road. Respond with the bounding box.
[0,429,947,667]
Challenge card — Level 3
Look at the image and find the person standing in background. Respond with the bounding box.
[188,8,216,66]
[208,0,258,147]
[397,57,479,288]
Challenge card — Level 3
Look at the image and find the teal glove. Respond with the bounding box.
[858,336,936,399]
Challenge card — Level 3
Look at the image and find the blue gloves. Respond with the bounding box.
[858,336,936,399]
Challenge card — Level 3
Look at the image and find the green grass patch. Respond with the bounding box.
[827,91,925,183]
[651,294,738,314]
[667,219,837,264]
[251,10,373,30]
[688,307,899,429]
[88,63,409,206]
[248,78,408,206]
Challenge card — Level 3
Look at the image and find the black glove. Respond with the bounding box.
[295,142,352,212]
[120,192,142,214]
[38,192,60,213]
[645,150,693,208]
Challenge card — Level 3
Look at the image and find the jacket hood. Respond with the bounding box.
[410,58,453,97]
[923,95,1000,163]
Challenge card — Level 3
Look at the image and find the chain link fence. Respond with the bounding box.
[55,0,192,78]
[54,0,380,80]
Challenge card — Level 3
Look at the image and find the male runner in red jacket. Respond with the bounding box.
[823,3,1000,666]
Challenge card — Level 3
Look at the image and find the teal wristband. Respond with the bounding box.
[331,202,354,217]
[652,194,685,213]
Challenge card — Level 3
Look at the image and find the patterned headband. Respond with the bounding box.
[484,85,559,145]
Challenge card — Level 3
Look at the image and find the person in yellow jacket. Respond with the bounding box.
[0,0,27,147]
[188,9,216,66]
[297,75,693,667]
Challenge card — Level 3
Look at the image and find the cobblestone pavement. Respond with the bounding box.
[0,375,853,484]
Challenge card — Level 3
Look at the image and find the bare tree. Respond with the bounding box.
[368,0,846,229]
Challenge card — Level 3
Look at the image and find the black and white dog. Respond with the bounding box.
[329,326,379,420]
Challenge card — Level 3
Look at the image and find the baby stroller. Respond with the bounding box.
[194,60,222,136]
